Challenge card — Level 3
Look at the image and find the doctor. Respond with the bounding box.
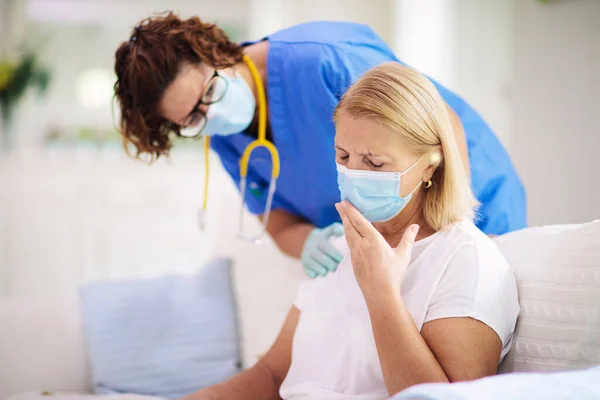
[114,13,526,278]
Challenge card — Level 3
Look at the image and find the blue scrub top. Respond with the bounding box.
[211,21,527,236]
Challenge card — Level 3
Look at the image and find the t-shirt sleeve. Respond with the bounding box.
[423,243,519,349]
[293,279,317,312]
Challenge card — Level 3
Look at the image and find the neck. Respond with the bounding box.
[238,41,268,101]
[373,190,434,247]
[238,41,269,137]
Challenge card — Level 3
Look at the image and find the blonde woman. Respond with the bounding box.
[185,63,520,400]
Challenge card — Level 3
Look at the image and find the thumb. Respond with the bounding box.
[394,224,420,256]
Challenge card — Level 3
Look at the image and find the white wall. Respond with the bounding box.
[6,0,251,149]
[511,0,600,226]
[452,0,514,149]
[392,0,457,90]
[26,0,249,26]
[286,0,393,44]
[391,0,514,147]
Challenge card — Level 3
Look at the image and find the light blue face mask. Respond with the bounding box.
[337,156,424,223]
[203,71,256,136]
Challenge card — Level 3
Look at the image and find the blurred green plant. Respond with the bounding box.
[0,53,51,127]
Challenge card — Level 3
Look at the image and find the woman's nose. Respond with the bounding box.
[346,156,363,171]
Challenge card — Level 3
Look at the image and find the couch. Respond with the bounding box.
[1,219,598,399]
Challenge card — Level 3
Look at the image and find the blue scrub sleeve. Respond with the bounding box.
[475,169,527,235]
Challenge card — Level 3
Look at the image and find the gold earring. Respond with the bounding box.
[423,180,432,189]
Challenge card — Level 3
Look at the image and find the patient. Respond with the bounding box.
[187,63,520,400]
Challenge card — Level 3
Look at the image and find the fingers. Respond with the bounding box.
[395,224,420,255]
[319,223,345,263]
[304,267,317,279]
[326,222,345,237]
[319,239,343,264]
[335,203,361,242]
[312,249,339,272]
[301,224,345,279]
[338,201,377,238]
[304,257,327,277]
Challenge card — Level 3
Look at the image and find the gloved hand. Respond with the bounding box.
[301,223,345,278]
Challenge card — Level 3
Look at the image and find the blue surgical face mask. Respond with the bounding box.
[337,156,424,223]
[203,71,256,136]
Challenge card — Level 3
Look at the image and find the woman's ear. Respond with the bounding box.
[423,147,443,182]
[422,164,437,183]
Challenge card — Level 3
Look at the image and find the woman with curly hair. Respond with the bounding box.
[113,12,526,278]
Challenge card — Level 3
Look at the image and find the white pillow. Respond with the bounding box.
[494,220,600,373]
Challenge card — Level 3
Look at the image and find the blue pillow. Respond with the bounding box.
[80,258,240,399]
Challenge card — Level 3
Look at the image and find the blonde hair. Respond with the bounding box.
[333,62,478,231]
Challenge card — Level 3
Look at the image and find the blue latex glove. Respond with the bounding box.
[301,223,345,278]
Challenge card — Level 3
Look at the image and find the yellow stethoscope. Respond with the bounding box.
[199,55,280,244]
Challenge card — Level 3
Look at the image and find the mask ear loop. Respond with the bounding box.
[405,179,423,198]
[400,154,428,199]
[399,153,426,176]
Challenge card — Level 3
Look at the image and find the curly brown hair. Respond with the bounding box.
[113,11,244,161]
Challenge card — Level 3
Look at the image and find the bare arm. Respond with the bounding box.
[183,307,299,400]
[365,289,448,395]
[365,288,501,396]
[260,209,314,259]
[446,103,470,179]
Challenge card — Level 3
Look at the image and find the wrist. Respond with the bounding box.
[361,283,402,306]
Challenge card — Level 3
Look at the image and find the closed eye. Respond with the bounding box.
[367,159,383,169]
[336,154,349,164]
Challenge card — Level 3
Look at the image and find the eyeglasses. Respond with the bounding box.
[177,70,229,138]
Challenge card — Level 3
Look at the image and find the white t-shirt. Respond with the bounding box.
[279,220,520,400]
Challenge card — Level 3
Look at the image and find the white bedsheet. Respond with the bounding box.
[392,367,600,400]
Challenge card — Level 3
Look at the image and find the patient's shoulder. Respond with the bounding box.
[410,220,514,304]
[425,220,505,258]
[421,221,519,349]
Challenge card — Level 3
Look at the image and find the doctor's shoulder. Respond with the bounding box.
[269,21,379,46]
[268,21,396,67]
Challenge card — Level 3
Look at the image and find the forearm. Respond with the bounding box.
[195,361,281,400]
[262,209,314,259]
[271,222,314,259]
[365,288,448,396]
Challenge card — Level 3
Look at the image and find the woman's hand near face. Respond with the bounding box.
[335,200,419,297]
